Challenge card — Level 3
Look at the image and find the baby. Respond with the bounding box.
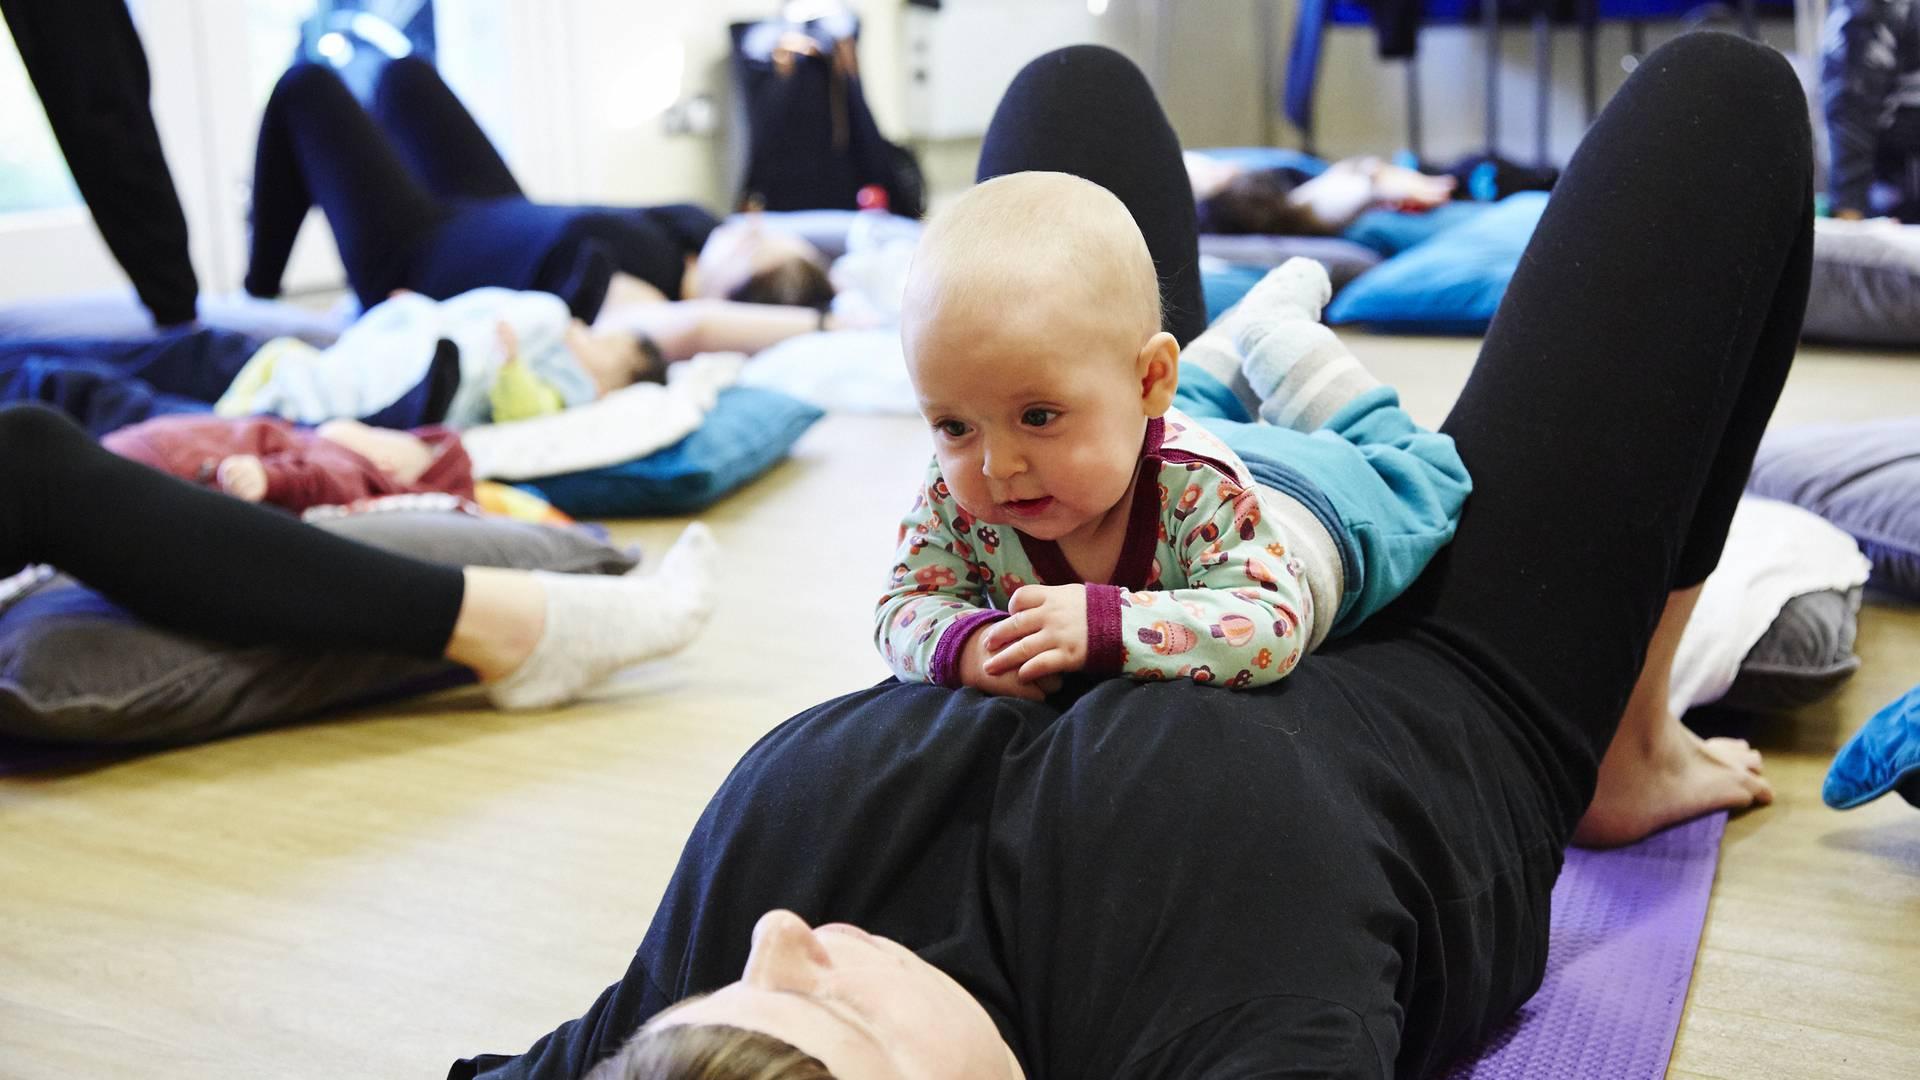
[218,287,664,430]
[104,415,473,515]
[875,171,1469,698]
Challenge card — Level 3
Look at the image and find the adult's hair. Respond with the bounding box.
[585,1024,836,1080]
[727,257,836,310]
[1195,168,1322,236]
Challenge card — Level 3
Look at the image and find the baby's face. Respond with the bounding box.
[907,291,1150,544]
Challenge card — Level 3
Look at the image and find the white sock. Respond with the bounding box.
[1233,258,1381,432]
[487,523,717,710]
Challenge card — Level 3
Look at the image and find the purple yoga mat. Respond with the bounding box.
[1446,812,1728,1079]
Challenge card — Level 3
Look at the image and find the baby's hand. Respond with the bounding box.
[983,584,1090,684]
[959,624,1061,701]
[217,454,268,502]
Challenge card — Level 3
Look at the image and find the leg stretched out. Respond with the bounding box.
[0,405,713,710]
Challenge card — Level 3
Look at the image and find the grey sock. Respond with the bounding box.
[1233,259,1381,432]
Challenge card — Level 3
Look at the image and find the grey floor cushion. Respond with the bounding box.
[1196,234,1383,291]
[0,511,637,749]
[1720,587,1864,713]
[1747,417,1920,599]
[1804,218,1920,346]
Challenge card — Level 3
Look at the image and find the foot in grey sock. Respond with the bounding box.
[1234,259,1381,432]
[487,523,717,710]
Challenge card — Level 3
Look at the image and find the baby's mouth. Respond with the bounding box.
[1002,496,1055,518]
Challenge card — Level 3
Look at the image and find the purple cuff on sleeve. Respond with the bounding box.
[930,609,1009,688]
[1085,584,1125,674]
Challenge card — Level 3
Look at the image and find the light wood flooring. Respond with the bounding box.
[2,333,1917,1079]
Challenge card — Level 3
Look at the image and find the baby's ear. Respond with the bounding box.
[1138,331,1181,415]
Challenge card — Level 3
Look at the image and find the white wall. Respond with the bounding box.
[0,0,1819,307]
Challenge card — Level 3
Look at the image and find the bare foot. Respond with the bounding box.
[1572,715,1774,849]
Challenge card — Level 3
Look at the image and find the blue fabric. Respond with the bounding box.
[1824,682,1920,810]
[1173,368,1471,634]
[1202,264,1271,323]
[1190,146,1330,177]
[1327,192,1550,334]
[0,329,261,436]
[522,387,824,517]
[1341,201,1494,257]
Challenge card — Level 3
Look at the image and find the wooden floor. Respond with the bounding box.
[3,333,1918,1079]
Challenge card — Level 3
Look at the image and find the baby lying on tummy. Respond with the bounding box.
[876,172,1463,697]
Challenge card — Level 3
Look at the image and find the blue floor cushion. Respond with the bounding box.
[1326,192,1549,334]
[522,386,824,517]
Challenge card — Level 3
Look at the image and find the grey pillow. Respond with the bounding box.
[1747,418,1920,600]
[1197,234,1384,292]
[1719,587,1863,713]
[1802,220,1920,346]
[0,288,348,345]
[0,511,637,749]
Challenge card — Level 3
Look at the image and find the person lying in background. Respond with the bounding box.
[103,414,472,515]
[1185,151,1455,236]
[245,59,842,327]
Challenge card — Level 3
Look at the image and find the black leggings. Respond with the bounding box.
[0,405,464,658]
[454,34,1814,1080]
[246,62,712,317]
[988,37,1811,814]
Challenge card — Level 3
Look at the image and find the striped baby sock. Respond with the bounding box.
[1233,258,1381,432]
[487,523,716,710]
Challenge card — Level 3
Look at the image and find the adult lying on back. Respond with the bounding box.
[453,31,1791,1080]
[244,59,836,326]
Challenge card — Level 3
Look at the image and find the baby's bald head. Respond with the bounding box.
[902,172,1162,368]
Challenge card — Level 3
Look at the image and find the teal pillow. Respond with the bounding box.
[1327,192,1549,334]
[1190,146,1328,177]
[1341,201,1493,257]
[523,386,824,517]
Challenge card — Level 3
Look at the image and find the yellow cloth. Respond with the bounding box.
[489,359,569,423]
[213,337,317,417]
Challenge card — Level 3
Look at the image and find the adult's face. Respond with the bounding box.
[647,909,1026,1080]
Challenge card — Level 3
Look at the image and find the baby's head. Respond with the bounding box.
[901,171,1178,542]
[566,321,667,395]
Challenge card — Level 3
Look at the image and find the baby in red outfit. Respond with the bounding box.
[103,415,474,514]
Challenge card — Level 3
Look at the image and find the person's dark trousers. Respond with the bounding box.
[0,0,197,326]
[975,45,1209,347]
[368,55,523,201]
[1385,30,1814,842]
[245,62,445,306]
[0,403,465,657]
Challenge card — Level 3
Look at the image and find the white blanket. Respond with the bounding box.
[1669,496,1872,715]
[738,329,918,415]
[461,352,743,481]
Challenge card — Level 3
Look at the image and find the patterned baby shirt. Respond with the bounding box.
[875,409,1315,691]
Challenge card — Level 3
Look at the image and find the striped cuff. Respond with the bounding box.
[930,609,1008,688]
[1085,584,1125,674]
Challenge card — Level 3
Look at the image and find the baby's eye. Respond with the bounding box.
[1021,408,1059,428]
[936,419,971,438]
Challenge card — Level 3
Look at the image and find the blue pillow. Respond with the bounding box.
[1190,146,1329,177]
[1327,192,1549,334]
[1824,682,1920,810]
[522,386,824,517]
[1341,201,1494,257]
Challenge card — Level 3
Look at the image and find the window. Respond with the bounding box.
[0,18,80,215]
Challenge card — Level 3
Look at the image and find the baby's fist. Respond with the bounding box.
[217,454,268,502]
